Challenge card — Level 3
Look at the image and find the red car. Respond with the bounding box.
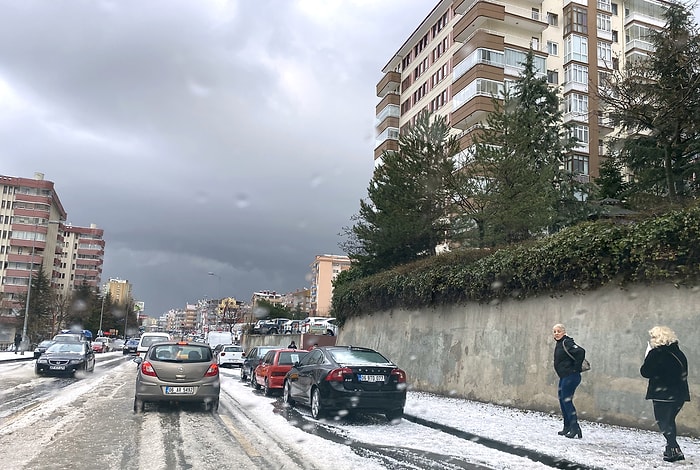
[254,348,308,396]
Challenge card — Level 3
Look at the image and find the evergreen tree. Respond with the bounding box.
[346,111,458,275]
[594,157,628,200]
[454,50,590,246]
[599,2,700,205]
[20,267,55,342]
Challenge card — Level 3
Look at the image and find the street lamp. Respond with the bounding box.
[98,286,107,336]
[21,220,60,355]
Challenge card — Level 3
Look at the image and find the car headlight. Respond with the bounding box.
[69,359,85,364]
[37,358,48,364]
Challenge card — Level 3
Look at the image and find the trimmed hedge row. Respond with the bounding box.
[332,205,700,326]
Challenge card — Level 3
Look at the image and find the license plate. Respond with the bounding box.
[49,365,66,370]
[164,386,196,395]
[358,374,385,382]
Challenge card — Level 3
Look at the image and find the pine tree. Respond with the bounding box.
[347,111,458,275]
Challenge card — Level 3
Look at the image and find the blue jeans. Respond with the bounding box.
[558,373,582,428]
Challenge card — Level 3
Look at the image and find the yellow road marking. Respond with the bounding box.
[220,414,261,457]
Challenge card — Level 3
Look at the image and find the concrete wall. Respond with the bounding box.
[337,283,700,436]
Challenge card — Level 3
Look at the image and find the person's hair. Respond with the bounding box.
[552,323,566,333]
[648,326,678,347]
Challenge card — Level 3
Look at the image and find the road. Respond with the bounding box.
[0,354,550,470]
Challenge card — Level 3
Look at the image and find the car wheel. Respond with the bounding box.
[263,378,272,396]
[35,367,43,376]
[240,368,247,381]
[283,380,295,406]
[325,329,334,336]
[385,408,404,422]
[133,397,145,413]
[253,377,262,390]
[205,399,219,413]
[311,387,324,419]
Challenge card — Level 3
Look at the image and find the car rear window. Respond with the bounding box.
[278,351,307,365]
[150,344,211,362]
[223,346,242,352]
[141,336,169,347]
[329,349,392,365]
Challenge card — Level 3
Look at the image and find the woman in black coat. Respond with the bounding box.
[552,323,586,438]
[640,326,690,463]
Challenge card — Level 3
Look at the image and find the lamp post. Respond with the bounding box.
[207,272,222,329]
[21,220,60,355]
[98,289,106,336]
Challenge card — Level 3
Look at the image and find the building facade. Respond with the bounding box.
[375,0,668,180]
[107,278,131,306]
[56,223,105,296]
[310,254,351,316]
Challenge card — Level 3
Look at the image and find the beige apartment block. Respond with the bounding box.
[375,0,669,180]
[56,223,105,297]
[108,277,132,306]
[310,254,351,317]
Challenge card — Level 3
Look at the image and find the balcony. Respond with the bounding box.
[374,139,399,160]
[453,1,505,42]
[376,71,401,98]
[375,93,400,114]
[451,95,496,130]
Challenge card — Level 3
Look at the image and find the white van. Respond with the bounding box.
[206,331,234,350]
[136,332,171,356]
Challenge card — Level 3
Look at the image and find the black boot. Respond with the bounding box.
[663,447,685,462]
[557,426,570,436]
[564,424,582,439]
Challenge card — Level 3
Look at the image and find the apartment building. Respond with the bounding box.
[56,223,105,295]
[310,254,351,316]
[107,277,131,306]
[0,173,67,317]
[375,0,668,180]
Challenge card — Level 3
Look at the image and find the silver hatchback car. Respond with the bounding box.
[133,341,220,413]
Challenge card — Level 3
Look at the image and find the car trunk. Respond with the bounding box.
[152,363,211,383]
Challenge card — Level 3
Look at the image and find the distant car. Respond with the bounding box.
[240,346,277,384]
[133,340,219,413]
[282,320,301,334]
[52,333,84,343]
[35,341,96,376]
[217,344,244,368]
[254,348,308,396]
[283,346,407,421]
[123,338,139,355]
[33,340,55,359]
[92,337,112,353]
[252,318,290,335]
[300,317,338,336]
[136,332,171,356]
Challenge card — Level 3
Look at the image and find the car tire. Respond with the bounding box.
[283,380,295,406]
[325,329,334,336]
[133,397,145,414]
[385,408,404,422]
[35,368,43,376]
[311,387,324,420]
[205,399,219,413]
[240,368,247,381]
[263,378,272,396]
[253,377,262,390]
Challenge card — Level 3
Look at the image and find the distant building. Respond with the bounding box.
[281,288,311,315]
[56,223,105,295]
[310,254,351,316]
[107,278,132,306]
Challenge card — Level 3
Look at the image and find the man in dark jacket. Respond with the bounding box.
[13,332,22,354]
[553,324,586,438]
[641,326,690,463]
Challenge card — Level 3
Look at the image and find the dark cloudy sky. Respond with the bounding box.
[0,0,428,316]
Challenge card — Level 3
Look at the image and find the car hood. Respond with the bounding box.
[41,352,86,360]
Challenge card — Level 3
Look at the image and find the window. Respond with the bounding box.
[564,6,588,35]
[564,35,588,62]
[547,12,558,26]
[547,41,559,56]
[598,41,612,63]
[611,3,618,15]
[547,70,559,84]
[564,93,588,115]
[564,63,588,84]
[612,30,618,43]
[570,124,589,144]
[566,154,589,174]
[531,8,540,21]
[597,13,611,32]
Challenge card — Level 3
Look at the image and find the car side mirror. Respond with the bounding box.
[133,357,143,365]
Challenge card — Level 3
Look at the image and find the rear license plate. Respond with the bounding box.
[357,374,385,382]
[49,365,66,370]
[164,386,196,395]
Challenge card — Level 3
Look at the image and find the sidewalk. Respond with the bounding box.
[2,350,697,469]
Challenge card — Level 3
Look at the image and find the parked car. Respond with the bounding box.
[217,344,244,368]
[240,346,277,383]
[252,318,290,335]
[35,341,96,376]
[133,340,219,413]
[300,317,338,336]
[253,348,308,396]
[136,332,171,356]
[283,346,407,421]
[282,319,301,334]
[33,340,54,359]
[92,336,112,353]
[122,338,139,355]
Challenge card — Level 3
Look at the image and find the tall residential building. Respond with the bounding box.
[107,278,132,306]
[310,254,351,316]
[56,223,105,295]
[0,173,67,318]
[375,0,669,179]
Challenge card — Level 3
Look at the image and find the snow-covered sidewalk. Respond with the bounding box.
[3,351,696,469]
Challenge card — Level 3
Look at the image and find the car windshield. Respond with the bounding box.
[329,349,392,366]
[47,343,83,354]
[141,336,168,347]
[149,344,211,363]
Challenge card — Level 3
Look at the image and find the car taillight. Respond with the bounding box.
[219,352,226,356]
[325,367,353,382]
[141,361,157,377]
[391,368,407,383]
[205,363,219,377]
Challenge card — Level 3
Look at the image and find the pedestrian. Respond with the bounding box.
[287,341,297,349]
[13,332,22,354]
[640,326,690,463]
[552,323,586,439]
